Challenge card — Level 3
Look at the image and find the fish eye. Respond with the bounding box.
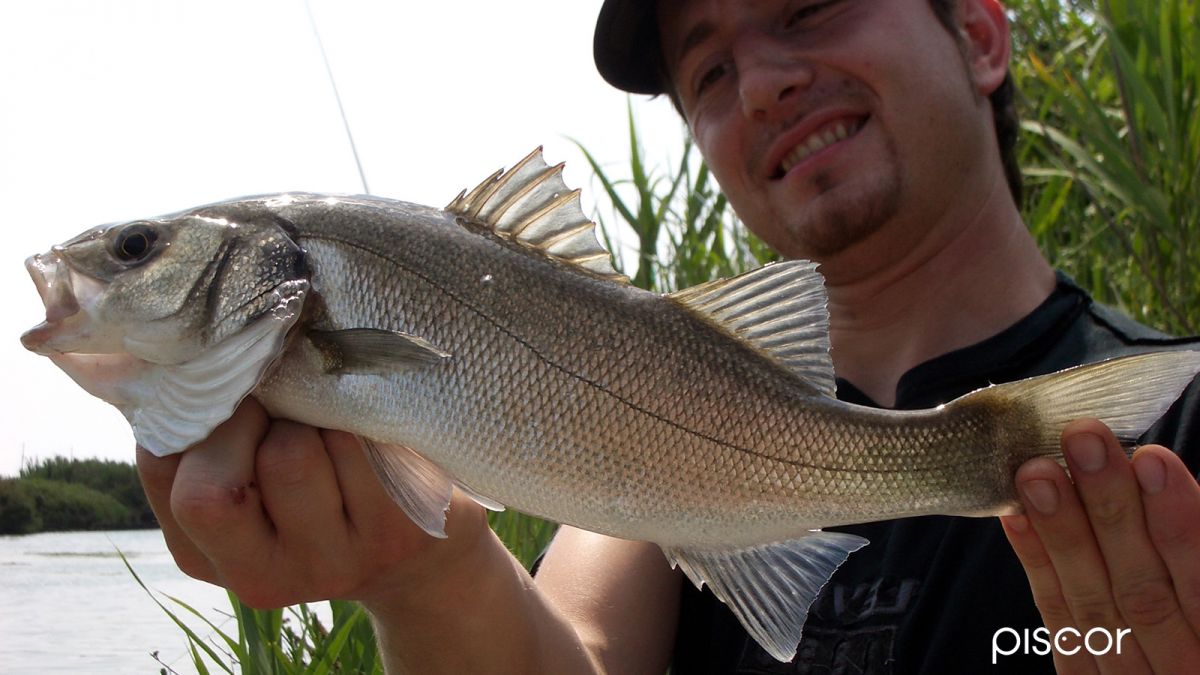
[112,224,159,263]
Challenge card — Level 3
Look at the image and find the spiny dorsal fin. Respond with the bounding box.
[447,148,627,283]
[669,261,836,397]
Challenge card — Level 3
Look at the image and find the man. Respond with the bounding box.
[138,0,1200,672]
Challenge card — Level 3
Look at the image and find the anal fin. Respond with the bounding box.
[664,531,869,662]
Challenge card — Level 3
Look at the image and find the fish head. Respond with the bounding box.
[21,207,308,365]
[20,201,312,455]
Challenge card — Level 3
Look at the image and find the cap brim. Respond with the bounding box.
[593,0,666,95]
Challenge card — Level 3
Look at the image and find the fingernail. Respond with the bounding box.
[1134,454,1167,495]
[1021,479,1059,515]
[1067,433,1108,473]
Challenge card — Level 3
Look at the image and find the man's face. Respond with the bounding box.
[658,0,999,265]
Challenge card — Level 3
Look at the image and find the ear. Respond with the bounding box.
[957,0,1011,96]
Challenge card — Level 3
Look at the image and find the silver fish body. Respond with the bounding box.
[22,150,1200,661]
[255,195,1011,546]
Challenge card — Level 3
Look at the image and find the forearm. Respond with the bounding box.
[364,526,600,675]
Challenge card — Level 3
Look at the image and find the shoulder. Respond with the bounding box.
[1045,275,1198,364]
[1083,301,1197,351]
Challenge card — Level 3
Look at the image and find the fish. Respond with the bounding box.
[19,148,1200,662]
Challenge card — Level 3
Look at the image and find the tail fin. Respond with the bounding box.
[981,350,1200,456]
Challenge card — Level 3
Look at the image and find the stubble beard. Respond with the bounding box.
[785,136,903,260]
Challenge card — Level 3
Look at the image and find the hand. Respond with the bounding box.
[136,397,491,611]
[1001,418,1200,674]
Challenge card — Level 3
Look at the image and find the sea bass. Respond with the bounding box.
[20,149,1200,661]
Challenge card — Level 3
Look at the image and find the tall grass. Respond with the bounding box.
[574,100,775,294]
[126,551,383,675]
[1013,0,1200,335]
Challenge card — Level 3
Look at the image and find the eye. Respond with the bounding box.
[785,0,837,28]
[695,60,731,96]
[112,224,159,263]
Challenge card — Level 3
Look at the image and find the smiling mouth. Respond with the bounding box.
[773,115,869,178]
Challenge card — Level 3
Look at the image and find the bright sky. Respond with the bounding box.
[0,0,688,476]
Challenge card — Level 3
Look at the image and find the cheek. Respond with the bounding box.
[691,115,746,192]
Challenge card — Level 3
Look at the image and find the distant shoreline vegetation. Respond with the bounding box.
[0,457,156,534]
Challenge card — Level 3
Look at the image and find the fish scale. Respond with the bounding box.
[21,149,1200,662]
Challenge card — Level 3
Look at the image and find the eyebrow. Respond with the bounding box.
[674,20,716,71]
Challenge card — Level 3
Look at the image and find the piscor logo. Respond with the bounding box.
[992,626,1132,664]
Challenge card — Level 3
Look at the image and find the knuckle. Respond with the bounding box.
[1033,595,1075,626]
[1020,546,1056,572]
[256,423,323,487]
[1148,516,1199,551]
[1115,577,1179,628]
[170,479,246,529]
[1179,582,1200,615]
[1068,591,1121,628]
[1087,495,1133,530]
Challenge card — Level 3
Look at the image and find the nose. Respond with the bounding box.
[737,42,814,121]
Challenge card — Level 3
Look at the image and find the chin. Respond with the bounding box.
[783,173,902,260]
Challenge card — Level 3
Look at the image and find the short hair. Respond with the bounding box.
[927,0,1023,205]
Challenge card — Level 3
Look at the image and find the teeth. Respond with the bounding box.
[779,119,860,174]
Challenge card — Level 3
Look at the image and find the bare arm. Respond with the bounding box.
[365,526,680,675]
[137,398,680,675]
[536,528,681,675]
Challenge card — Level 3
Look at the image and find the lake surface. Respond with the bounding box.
[0,529,331,673]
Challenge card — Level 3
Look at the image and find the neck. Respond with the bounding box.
[820,182,1055,407]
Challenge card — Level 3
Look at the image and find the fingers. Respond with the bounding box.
[136,399,493,611]
[168,399,276,592]
[136,445,216,583]
[1063,421,1200,674]
[322,430,401,534]
[1015,452,1146,675]
[256,421,351,566]
[1011,419,1200,674]
[1000,513,1100,675]
[1133,445,1200,637]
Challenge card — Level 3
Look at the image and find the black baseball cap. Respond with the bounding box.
[593,0,668,95]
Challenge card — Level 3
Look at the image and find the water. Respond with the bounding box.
[0,529,324,673]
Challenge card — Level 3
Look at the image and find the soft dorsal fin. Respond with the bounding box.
[669,261,836,397]
[446,148,627,283]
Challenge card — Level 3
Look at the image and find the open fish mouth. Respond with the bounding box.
[21,251,81,353]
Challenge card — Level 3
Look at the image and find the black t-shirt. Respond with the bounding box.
[672,274,1200,674]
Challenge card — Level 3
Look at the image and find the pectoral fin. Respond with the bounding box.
[309,328,450,374]
[664,531,869,662]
